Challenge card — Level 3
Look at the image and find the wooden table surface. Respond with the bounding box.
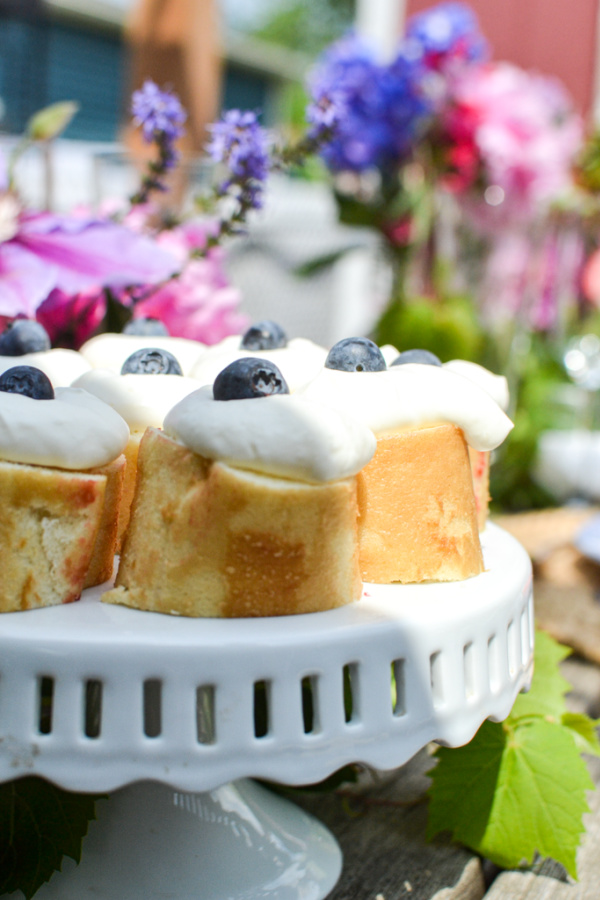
[295,509,600,900]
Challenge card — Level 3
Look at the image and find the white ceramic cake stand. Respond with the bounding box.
[0,524,533,900]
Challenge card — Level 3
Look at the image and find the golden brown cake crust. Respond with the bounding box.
[0,460,106,611]
[357,424,484,584]
[116,431,144,552]
[104,428,362,617]
[84,454,126,588]
[468,446,491,532]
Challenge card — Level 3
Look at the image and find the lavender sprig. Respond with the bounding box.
[203,110,272,247]
[201,101,344,249]
[129,80,187,206]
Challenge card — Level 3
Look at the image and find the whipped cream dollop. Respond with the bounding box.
[0,349,91,387]
[297,364,513,451]
[73,369,202,430]
[443,359,510,411]
[79,334,206,376]
[164,385,376,483]
[191,335,328,393]
[0,387,130,469]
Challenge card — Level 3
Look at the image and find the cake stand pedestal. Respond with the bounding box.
[0,525,533,900]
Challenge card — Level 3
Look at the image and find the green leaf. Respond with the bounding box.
[509,630,572,723]
[26,101,79,141]
[427,717,593,879]
[561,712,600,757]
[0,777,101,899]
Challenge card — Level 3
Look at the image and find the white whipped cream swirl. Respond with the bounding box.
[73,369,202,430]
[443,359,510,411]
[0,387,130,469]
[297,364,513,451]
[0,349,91,386]
[79,334,206,376]
[164,385,376,483]
[191,335,328,392]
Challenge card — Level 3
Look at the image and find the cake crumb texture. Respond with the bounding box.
[104,427,361,616]
[358,424,484,583]
[0,460,106,611]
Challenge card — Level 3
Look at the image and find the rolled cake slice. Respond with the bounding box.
[83,454,126,588]
[0,459,106,611]
[298,341,513,584]
[0,368,130,608]
[105,428,362,616]
[73,350,201,551]
[103,359,376,616]
[358,424,483,584]
[444,359,510,531]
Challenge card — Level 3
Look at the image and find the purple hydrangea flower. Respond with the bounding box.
[131,80,187,147]
[308,33,430,173]
[206,110,271,210]
[404,2,488,72]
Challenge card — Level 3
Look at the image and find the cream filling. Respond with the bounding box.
[164,386,376,483]
[0,387,130,469]
[0,349,91,387]
[79,333,206,376]
[190,336,328,393]
[72,369,202,429]
[443,359,510,411]
[297,365,513,451]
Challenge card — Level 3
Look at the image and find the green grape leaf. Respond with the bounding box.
[427,717,593,878]
[561,712,600,757]
[509,629,572,723]
[0,777,102,899]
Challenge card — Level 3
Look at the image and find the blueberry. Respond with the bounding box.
[0,320,51,356]
[213,358,289,400]
[240,320,287,351]
[123,317,170,337]
[0,365,54,400]
[121,348,183,375]
[391,349,442,367]
[325,337,386,373]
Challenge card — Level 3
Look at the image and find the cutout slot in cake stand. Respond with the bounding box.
[0,524,533,900]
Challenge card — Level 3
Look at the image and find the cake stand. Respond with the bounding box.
[0,524,533,899]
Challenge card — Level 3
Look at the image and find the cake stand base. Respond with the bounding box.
[33,779,342,900]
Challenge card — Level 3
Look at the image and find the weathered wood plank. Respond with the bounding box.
[292,748,485,900]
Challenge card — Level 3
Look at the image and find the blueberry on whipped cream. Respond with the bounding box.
[213,358,290,401]
[0,320,51,356]
[123,317,170,337]
[121,348,183,376]
[325,337,387,373]
[240,320,287,351]
[391,349,442,367]
[0,365,54,400]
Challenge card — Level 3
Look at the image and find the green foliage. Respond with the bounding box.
[426,631,599,879]
[0,778,102,899]
[374,294,486,366]
[251,0,354,57]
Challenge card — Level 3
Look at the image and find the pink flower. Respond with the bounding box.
[582,249,600,307]
[126,220,248,343]
[36,287,108,349]
[0,205,178,318]
[440,62,583,228]
[132,252,248,344]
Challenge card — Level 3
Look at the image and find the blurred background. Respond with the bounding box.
[4,0,600,512]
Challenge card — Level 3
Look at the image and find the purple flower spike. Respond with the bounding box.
[206,110,271,210]
[131,80,187,146]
